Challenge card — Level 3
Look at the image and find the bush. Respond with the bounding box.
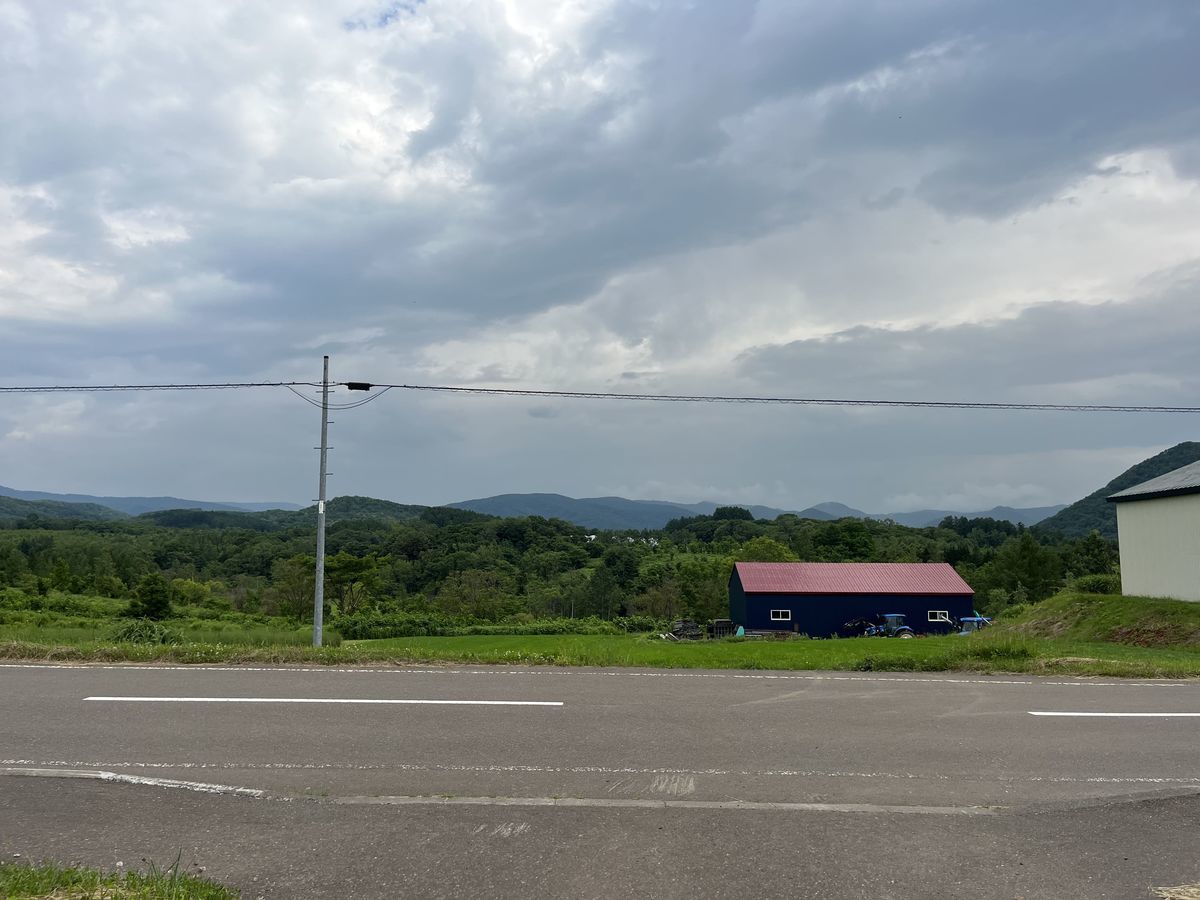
[333,612,627,640]
[127,574,172,620]
[109,619,180,645]
[1071,573,1121,595]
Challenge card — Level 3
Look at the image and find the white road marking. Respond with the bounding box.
[86,696,562,707]
[5,758,1196,787]
[1,662,1191,688]
[334,795,1001,815]
[4,767,265,796]
[0,766,999,813]
[1029,711,1200,718]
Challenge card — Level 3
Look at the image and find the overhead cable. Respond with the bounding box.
[375,383,1200,414]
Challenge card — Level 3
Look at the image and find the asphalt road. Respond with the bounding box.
[2,663,1198,898]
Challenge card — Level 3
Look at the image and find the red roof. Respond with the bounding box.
[733,562,972,595]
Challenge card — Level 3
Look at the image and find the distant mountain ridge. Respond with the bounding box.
[0,485,302,516]
[448,493,1065,531]
[1036,441,1200,539]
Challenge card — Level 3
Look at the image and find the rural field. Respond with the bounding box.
[4,591,1199,678]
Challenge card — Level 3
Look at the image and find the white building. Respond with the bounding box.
[1108,459,1200,602]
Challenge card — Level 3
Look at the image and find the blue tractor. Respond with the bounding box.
[843,613,917,638]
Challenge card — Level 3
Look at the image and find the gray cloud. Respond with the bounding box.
[1,0,1199,510]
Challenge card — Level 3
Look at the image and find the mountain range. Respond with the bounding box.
[8,438,1199,534]
[0,485,302,516]
[448,493,1066,531]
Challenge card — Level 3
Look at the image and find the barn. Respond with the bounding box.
[1107,459,1200,602]
[728,562,976,637]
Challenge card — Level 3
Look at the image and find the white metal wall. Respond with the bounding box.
[1115,493,1200,602]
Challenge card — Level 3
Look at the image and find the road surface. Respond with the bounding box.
[2,662,1198,898]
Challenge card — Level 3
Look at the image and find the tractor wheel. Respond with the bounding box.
[898,631,915,639]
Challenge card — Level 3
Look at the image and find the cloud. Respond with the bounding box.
[0,0,1198,510]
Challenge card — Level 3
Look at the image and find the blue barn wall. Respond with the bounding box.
[728,571,974,637]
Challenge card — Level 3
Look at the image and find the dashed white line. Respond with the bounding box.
[86,696,563,707]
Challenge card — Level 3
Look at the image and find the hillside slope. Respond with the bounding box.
[0,495,127,523]
[0,484,301,515]
[1036,442,1200,539]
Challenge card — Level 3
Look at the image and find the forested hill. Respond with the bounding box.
[0,494,127,524]
[0,484,300,515]
[140,496,430,530]
[448,493,1065,531]
[445,494,779,530]
[1036,441,1200,539]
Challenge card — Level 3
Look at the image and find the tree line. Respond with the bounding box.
[0,505,1117,628]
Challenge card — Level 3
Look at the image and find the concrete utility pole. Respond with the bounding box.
[313,355,330,647]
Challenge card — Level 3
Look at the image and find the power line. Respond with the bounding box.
[376,383,1200,414]
[283,384,394,410]
[0,381,320,393]
[2,379,1198,414]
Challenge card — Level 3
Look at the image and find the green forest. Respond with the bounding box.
[0,498,1119,640]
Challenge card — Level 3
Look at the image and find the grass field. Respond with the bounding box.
[2,592,1198,678]
[0,860,236,899]
[345,631,1200,677]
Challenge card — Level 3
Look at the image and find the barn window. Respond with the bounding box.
[927,610,951,623]
[770,609,791,621]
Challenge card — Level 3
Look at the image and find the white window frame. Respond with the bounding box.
[927,610,951,623]
[770,609,792,622]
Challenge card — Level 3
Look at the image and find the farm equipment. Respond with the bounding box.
[956,616,992,635]
[843,613,917,638]
[660,619,705,641]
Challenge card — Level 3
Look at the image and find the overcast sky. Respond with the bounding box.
[2,1,1199,512]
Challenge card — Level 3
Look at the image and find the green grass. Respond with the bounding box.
[0,623,337,648]
[0,860,236,899]
[1005,591,1200,647]
[345,631,1200,677]
[1,631,1195,676]
[3,592,1198,678]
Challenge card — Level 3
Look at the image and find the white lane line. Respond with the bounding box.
[6,758,1196,787]
[0,767,995,814]
[1,662,1192,687]
[1029,711,1200,717]
[333,795,1000,815]
[4,767,265,796]
[86,696,562,707]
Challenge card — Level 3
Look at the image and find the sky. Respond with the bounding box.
[2,0,1199,513]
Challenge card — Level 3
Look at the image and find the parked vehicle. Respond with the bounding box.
[956,616,992,635]
[842,613,917,638]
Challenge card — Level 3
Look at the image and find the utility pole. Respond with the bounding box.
[313,355,330,647]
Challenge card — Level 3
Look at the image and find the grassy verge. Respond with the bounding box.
[3,631,1198,677]
[0,860,235,899]
[3,593,1198,678]
[1005,591,1200,647]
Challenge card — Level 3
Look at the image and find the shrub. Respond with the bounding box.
[109,619,180,645]
[1071,573,1121,595]
[127,574,172,620]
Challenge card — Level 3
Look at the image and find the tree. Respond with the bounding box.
[578,567,623,619]
[735,536,797,562]
[712,506,753,521]
[128,573,172,620]
[986,533,1063,603]
[632,578,683,619]
[1064,531,1117,577]
[435,569,514,621]
[269,555,316,619]
[324,552,382,616]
